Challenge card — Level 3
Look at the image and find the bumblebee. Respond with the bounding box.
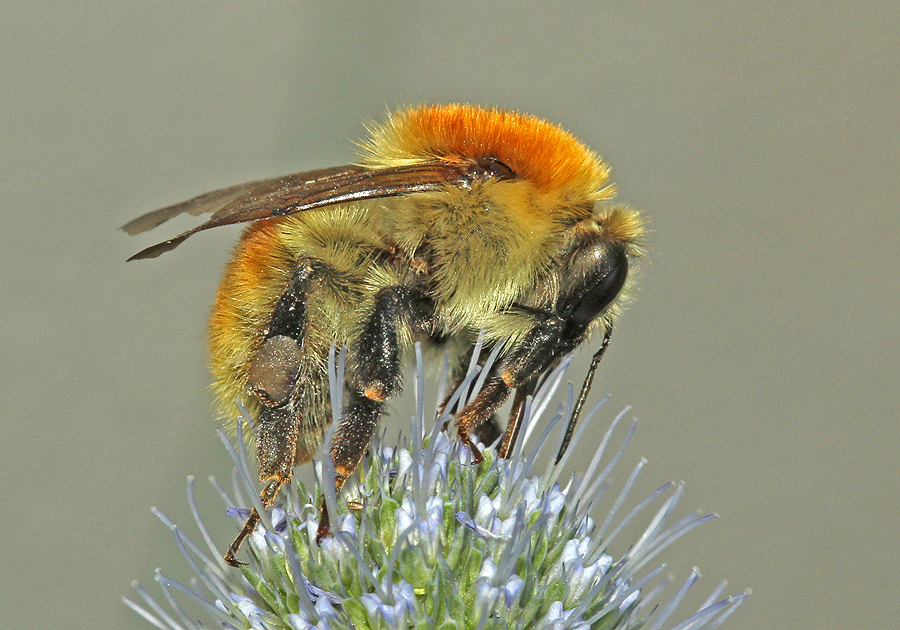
[125,104,643,564]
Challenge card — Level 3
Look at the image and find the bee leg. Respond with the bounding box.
[457,316,568,461]
[437,341,503,440]
[468,238,622,467]
[316,498,332,544]
[317,391,383,542]
[224,476,284,567]
[478,235,621,466]
[317,285,432,542]
[474,414,504,448]
[549,243,627,461]
[440,403,502,441]
[225,406,301,567]
[225,264,316,566]
[497,382,534,458]
[456,376,511,463]
[224,511,260,567]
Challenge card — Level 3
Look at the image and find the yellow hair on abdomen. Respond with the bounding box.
[208,219,291,422]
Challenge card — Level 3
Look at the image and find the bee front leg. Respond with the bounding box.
[436,341,504,444]
[317,285,432,542]
[456,317,565,462]
[497,382,534,458]
[459,235,625,465]
[455,376,512,463]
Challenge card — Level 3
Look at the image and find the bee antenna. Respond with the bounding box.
[555,324,613,464]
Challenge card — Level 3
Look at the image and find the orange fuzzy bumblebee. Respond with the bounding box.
[125,104,643,564]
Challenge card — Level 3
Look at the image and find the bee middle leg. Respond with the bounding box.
[317,285,432,542]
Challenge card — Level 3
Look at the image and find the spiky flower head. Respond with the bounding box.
[126,343,747,630]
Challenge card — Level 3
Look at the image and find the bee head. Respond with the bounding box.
[557,205,643,337]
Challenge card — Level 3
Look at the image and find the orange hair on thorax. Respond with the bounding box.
[359,104,613,202]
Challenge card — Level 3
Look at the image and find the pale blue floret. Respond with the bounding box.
[125,344,748,630]
[360,580,416,627]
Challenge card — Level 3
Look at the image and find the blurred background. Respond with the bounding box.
[2,2,897,628]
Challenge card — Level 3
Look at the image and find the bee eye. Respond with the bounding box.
[568,245,628,330]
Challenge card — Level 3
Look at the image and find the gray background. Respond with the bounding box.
[2,2,897,629]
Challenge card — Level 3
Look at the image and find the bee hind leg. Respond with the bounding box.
[224,476,285,567]
[224,407,300,568]
[225,263,316,566]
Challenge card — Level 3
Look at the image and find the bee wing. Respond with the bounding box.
[125,159,504,261]
[121,166,364,237]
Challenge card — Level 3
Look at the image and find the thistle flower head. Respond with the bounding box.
[126,343,747,630]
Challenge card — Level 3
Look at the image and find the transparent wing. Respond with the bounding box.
[124,158,511,261]
[121,166,363,236]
